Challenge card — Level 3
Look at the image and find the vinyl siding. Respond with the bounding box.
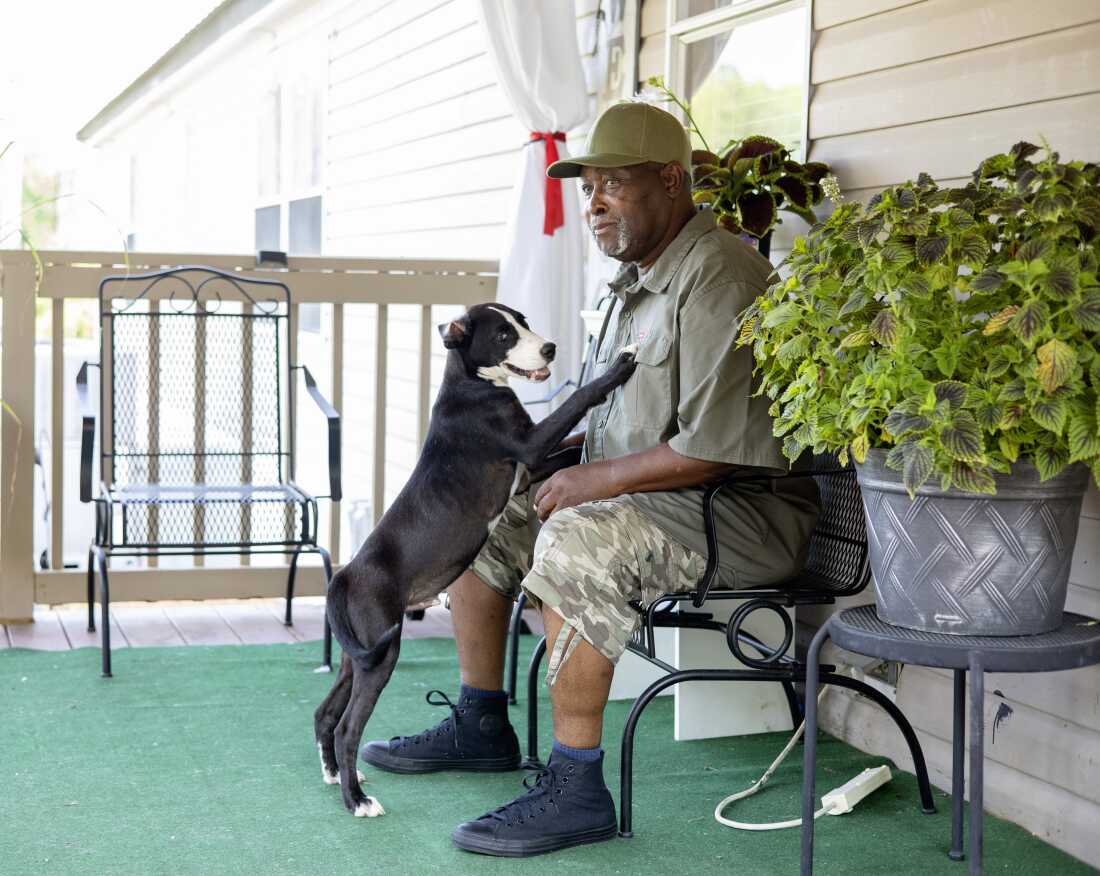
[324,0,599,509]
[640,0,1100,866]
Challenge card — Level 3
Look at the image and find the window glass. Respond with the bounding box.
[686,5,808,157]
[254,204,281,252]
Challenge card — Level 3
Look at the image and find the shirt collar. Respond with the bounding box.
[607,208,717,300]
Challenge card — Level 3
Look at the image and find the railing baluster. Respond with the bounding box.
[373,304,388,527]
[147,300,159,567]
[240,302,254,566]
[329,302,343,562]
[418,304,432,449]
[51,299,64,571]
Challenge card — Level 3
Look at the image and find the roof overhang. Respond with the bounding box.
[77,0,282,144]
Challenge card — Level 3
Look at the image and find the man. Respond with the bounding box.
[360,101,819,856]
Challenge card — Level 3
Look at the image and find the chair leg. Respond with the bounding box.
[506,592,528,705]
[522,635,547,768]
[86,547,97,633]
[93,548,112,678]
[285,547,303,626]
[317,546,334,671]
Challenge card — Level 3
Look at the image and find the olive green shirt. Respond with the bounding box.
[583,208,819,588]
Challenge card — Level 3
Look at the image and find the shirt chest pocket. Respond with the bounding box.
[624,333,673,428]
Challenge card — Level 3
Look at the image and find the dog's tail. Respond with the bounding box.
[325,569,401,670]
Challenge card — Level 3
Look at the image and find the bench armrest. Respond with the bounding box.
[76,362,97,503]
[301,365,342,502]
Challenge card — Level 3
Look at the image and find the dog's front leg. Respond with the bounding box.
[507,348,636,466]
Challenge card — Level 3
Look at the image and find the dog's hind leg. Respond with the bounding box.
[315,652,354,785]
[335,637,401,816]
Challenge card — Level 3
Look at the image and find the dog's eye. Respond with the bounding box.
[495,330,509,342]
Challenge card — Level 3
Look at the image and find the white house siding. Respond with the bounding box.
[324,0,602,513]
[640,0,1100,866]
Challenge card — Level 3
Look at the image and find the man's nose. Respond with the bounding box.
[541,342,557,362]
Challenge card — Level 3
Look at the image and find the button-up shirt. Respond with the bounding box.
[583,208,819,587]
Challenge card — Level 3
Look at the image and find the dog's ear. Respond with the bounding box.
[438,317,469,349]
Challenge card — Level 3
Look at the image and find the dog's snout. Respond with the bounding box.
[540,342,557,362]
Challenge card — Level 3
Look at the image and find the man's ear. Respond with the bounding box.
[661,161,688,199]
[438,317,469,349]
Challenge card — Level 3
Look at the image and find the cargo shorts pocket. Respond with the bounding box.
[624,333,672,428]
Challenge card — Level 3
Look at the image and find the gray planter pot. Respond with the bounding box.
[855,448,1088,636]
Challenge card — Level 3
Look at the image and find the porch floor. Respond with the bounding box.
[2,635,1092,875]
[0,599,476,650]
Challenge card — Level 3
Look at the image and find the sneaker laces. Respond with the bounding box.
[485,763,572,826]
[393,690,464,750]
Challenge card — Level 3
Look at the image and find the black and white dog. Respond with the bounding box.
[315,302,637,817]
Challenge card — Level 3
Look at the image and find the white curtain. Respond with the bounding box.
[478,0,591,405]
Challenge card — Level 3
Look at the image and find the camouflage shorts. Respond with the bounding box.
[468,492,705,679]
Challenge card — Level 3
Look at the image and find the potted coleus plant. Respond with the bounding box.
[644,76,832,256]
[738,142,1100,636]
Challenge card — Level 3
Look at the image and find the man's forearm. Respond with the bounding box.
[597,443,734,495]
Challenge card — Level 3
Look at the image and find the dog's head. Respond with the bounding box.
[438,304,556,384]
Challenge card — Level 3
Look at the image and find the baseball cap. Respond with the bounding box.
[546,101,693,179]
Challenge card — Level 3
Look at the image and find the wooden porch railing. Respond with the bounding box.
[0,250,497,622]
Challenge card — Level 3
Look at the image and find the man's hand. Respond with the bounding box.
[534,462,619,522]
[533,443,738,522]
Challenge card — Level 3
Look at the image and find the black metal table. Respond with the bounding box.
[800,605,1100,875]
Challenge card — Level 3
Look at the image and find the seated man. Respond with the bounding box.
[361,101,819,856]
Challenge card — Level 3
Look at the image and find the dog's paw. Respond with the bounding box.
[618,343,638,358]
[354,797,386,818]
[322,769,339,785]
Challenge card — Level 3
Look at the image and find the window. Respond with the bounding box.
[667,0,810,159]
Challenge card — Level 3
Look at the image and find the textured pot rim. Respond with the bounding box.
[855,447,1090,500]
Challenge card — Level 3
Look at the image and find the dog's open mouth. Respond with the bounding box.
[505,363,551,382]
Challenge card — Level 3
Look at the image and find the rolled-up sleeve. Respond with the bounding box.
[668,281,784,469]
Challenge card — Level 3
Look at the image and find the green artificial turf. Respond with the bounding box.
[0,638,1093,875]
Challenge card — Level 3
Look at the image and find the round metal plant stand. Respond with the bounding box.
[800,605,1100,875]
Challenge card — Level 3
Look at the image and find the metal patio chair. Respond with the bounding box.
[512,454,937,836]
[76,265,340,677]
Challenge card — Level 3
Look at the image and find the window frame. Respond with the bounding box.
[663,0,813,162]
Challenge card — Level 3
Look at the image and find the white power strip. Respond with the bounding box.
[714,687,895,831]
[822,765,893,815]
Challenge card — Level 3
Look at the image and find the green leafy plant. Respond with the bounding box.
[645,76,832,239]
[737,142,1100,495]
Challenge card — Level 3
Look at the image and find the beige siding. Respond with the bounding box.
[326,0,600,503]
[806,1,1100,868]
[638,0,1100,866]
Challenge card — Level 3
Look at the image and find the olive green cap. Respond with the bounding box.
[547,101,692,179]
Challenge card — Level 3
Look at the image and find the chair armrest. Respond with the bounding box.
[76,362,97,503]
[696,465,852,607]
[300,365,342,502]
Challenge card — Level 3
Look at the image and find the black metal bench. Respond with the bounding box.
[507,454,936,836]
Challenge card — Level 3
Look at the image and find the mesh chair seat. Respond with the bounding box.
[103,482,313,548]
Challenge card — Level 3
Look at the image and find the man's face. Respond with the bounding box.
[580,163,678,263]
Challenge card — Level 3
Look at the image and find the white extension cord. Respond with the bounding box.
[714,687,893,831]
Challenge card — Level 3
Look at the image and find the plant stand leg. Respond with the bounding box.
[969,655,985,876]
[950,668,966,861]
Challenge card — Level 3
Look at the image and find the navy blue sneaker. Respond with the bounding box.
[361,690,520,774]
[451,751,618,857]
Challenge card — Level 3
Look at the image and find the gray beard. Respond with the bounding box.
[594,218,632,258]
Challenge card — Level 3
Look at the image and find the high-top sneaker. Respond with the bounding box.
[361,689,520,773]
[451,750,618,856]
